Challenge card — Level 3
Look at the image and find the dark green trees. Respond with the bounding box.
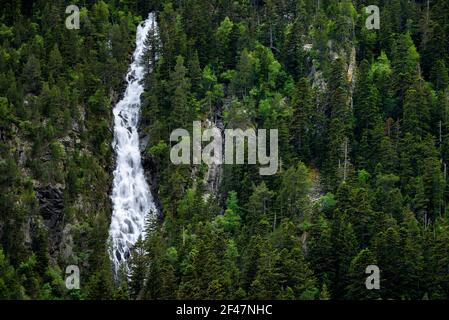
[3,0,449,301]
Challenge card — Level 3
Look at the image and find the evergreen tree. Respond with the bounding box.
[129,237,148,299]
[290,78,314,162]
[346,248,380,300]
[169,56,192,129]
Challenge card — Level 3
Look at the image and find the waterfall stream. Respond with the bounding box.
[109,13,157,272]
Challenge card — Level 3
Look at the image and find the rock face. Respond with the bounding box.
[140,135,163,218]
[36,186,64,229]
[36,186,65,255]
[203,116,223,200]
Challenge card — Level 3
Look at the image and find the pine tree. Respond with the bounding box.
[372,220,402,299]
[283,5,308,79]
[346,248,380,300]
[245,182,274,236]
[329,212,358,298]
[249,240,281,299]
[277,162,311,222]
[169,56,192,129]
[373,173,404,222]
[353,60,383,171]
[430,60,449,91]
[0,249,24,299]
[422,156,445,220]
[391,33,420,104]
[129,237,148,299]
[397,211,424,299]
[276,224,318,299]
[22,54,42,94]
[232,49,257,97]
[402,81,431,139]
[159,3,187,71]
[290,78,314,162]
[324,58,352,189]
[48,44,63,81]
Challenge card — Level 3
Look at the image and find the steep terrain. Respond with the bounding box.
[2,0,449,300]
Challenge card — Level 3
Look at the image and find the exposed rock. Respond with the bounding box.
[303,43,313,52]
[23,217,33,248]
[347,46,357,112]
[140,140,163,218]
[139,134,150,153]
[36,185,65,256]
[310,64,327,92]
[17,139,30,167]
[309,168,324,204]
[36,186,64,229]
[203,102,224,200]
[347,47,357,85]
[301,231,309,256]
[60,224,75,261]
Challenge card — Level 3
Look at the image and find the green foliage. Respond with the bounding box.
[0,249,24,299]
[0,0,140,300]
[136,0,449,299]
[2,0,449,301]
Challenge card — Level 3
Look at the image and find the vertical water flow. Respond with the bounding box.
[109,13,157,272]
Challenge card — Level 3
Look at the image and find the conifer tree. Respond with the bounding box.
[129,237,148,299]
[346,248,380,300]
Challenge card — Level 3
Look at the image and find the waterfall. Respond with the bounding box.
[109,13,157,273]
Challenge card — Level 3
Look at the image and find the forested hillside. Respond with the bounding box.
[1,0,449,300]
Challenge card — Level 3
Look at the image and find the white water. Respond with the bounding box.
[109,13,157,272]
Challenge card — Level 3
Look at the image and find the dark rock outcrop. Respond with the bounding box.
[36,186,65,256]
[36,186,64,229]
[140,143,163,219]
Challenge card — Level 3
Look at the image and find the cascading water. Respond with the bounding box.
[109,13,157,272]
